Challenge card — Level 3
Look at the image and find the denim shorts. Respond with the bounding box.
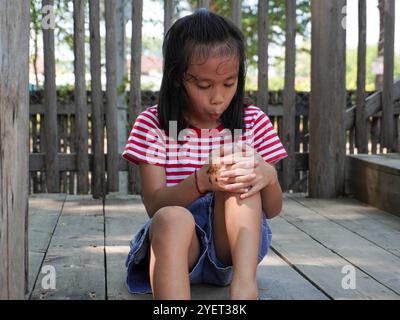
[125,192,272,294]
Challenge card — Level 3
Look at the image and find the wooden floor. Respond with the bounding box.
[28,193,400,300]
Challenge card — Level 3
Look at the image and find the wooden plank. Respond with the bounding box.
[382,0,395,149]
[347,153,400,175]
[105,0,119,192]
[345,156,400,216]
[164,0,174,35]
[129,0,143,195]
[73,0,89,193]
[0,0,30,299]
[345,81,400,130]
[279,196,400,296]
[258,249,328,300]
[367,81,400,118]
[231,0,242,30]
[28,194,66,296]
[31,195,105,299]
[257,0,269,112]
[104,195,150,300]
[89,0,105,198]
[269,215,399,299]
[197,0,210,9]
[69,114,76,194]
[287,194,400,258]
[356,0,368,153]
[310,0,346,197]
[282,0,296,191]
[43,0,60,192]
[371,117,380,153]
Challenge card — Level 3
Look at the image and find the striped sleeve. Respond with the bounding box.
[121,110,166,166]
[252,110,288,164]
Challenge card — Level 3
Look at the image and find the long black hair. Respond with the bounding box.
[157,8,247,136]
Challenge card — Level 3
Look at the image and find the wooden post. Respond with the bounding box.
[258,0,269,113]
[309,0,346,198]
[164,0,174,36]
[232,0,242,30]
[105,0,119,192]
[198,0,211,9]
[73,0,89,194]
[381,0,395,150]
[43,0,60,192]
[282,0,296,191]
[356,0,368,153]
[89,0,105,198]
[129,0,143,194]
[0,0,30,299]
[116,0,129,194]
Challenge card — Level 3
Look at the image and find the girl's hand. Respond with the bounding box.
[218,143,278,199]
[200,143,252,193]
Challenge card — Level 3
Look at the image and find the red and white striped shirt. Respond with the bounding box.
[122,105,288,187]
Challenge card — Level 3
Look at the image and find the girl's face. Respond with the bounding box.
[183,54,239,129]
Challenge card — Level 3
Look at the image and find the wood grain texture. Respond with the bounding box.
[310,0,346,197]
[0,0,30,299]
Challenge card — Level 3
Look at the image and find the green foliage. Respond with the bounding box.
[346,45,400,91]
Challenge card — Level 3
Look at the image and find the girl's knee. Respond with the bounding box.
[149,206,195,241]
[220,190,261,202]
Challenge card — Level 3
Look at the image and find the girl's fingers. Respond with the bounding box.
[226,160,258,171]
[223,182,252,191]
[240,188,256,199]
[220,168,255,179]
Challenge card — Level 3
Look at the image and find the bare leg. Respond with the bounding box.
[149,206,200,300]
[213,191,262,300]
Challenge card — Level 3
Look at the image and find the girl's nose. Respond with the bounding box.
[211,93,224,105]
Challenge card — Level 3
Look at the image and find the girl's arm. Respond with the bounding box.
[259,164,283,219]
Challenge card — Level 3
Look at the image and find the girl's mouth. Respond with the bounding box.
[208,113,221,120]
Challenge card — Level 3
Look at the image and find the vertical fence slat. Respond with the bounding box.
[89,0,105,198]
[257,0,269,112]
[310,0,346,197]
[371,116,379,154]
[59,114,67,192]
[198,0,211,9]
[381,0,395,150]
[129,0,143,195]
[164,0,174,35]
[282,0,296,191]
[43,0,60,192]
[0,0,30,299]
[356,0,368,153]
[73,0,89,193]
[105,0,119,192]
[232,0,242,29]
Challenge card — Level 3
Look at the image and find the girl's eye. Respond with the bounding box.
[197,84,211,90]
[196,83,235,90]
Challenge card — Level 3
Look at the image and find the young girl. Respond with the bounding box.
[122,8,287,300]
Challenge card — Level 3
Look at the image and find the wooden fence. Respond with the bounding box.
[28,0,399,197]
[29,87,400,195]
